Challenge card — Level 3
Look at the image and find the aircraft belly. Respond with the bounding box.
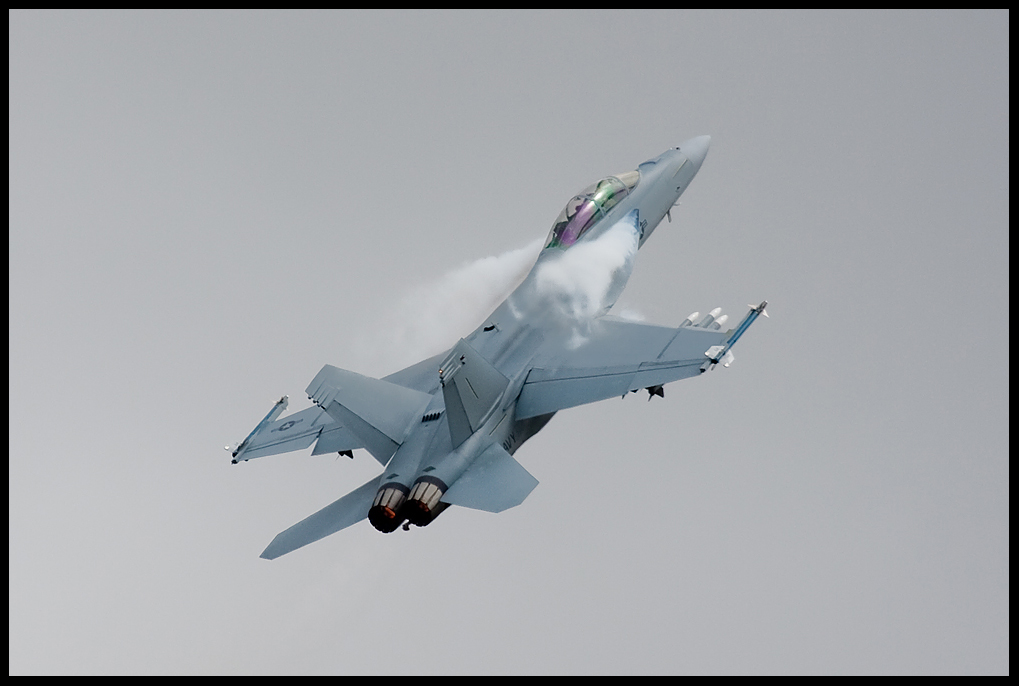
[380,415,450,489]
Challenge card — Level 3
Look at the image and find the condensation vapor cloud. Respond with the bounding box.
[365,238,544,371]
[352,216,640,375]
[530,214,641,344]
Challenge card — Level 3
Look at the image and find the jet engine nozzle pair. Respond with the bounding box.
[368,478,449,533]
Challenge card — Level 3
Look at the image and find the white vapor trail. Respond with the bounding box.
[353,217,641,374]
[531,215,641,344]
[376,238,544,368]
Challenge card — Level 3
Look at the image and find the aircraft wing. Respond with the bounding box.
[516,303,767,419]
[231,400,362,462]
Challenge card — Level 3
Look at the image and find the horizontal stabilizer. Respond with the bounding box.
[439,339,510,449]
[442,443,538,513]
[307,365,433,466]
[260,475,381,560]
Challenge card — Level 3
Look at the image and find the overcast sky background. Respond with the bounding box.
[9,10,1008,674]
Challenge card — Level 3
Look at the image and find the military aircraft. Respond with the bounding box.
[229,136,767,559]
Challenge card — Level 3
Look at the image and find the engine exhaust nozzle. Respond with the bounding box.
[404,476,448,527]
[368,484,409,533]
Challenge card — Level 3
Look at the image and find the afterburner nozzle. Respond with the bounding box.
[369,484,409,533]
[404,477,449,527]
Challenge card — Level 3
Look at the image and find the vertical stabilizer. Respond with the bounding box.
[439,339,510,448]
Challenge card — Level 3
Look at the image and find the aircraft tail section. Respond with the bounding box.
[441,442,538,513]
[307,365,433,466]
[439,339,510,448]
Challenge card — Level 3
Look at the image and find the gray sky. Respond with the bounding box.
[9,10,1008,674]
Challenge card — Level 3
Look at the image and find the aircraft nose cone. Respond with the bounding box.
[679,135,711,168]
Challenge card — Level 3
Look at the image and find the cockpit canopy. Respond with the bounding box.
[545,170,640,249]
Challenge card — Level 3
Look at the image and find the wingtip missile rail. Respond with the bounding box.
[701,301,768,371]
[229,395,289,463]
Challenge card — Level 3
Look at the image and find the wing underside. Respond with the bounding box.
[231,405,363,462]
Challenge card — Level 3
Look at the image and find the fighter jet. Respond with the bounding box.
[229,136,767,559]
